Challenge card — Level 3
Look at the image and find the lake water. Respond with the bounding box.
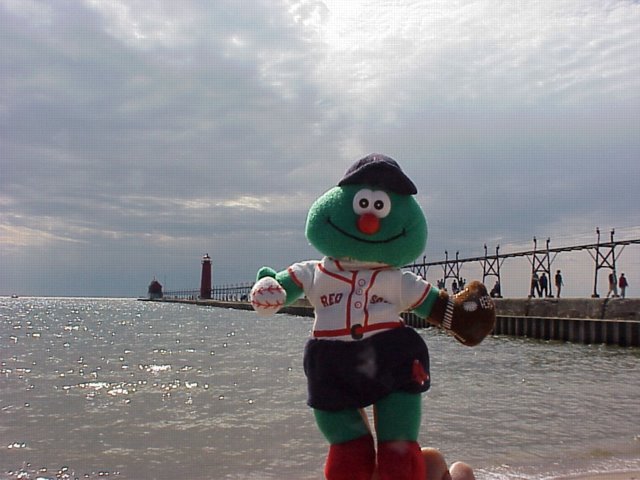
[1,297,639,480]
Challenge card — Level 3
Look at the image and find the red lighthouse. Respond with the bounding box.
[200,254,212,299]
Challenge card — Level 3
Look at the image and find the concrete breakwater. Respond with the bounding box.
[410,298,640,347]
[497,298,640,347]
[151,297,640,347]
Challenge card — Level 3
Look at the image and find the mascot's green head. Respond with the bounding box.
[305,154,427,267]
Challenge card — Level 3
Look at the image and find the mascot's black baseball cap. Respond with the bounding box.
[337,153,418,195]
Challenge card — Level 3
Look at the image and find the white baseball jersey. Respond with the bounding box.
[288,257,432,341]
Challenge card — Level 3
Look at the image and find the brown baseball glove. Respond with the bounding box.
[428,280,496,346]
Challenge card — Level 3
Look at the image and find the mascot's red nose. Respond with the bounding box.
[357,213,380,235]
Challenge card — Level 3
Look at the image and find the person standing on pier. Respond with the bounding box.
[490,280,501,298]
[530,273,541,298]
[539,273,548,297]
[555,270,564,298]
[619,273,629,299]
[606,272,618,298]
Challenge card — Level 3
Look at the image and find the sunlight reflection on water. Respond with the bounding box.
[0,297,638,479]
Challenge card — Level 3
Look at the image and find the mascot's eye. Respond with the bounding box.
[353,189,374,215]
[353,189,391,218]
[371,191,391,218]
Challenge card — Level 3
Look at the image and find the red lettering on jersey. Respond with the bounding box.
[320,293,343,307]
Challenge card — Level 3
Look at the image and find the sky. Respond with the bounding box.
[1,0,640,298]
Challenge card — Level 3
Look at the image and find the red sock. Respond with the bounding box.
[377,440,425,480]
[324,434,375,480]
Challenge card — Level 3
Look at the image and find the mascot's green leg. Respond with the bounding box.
[313,393,423,479]
[375,392,425,480]
[313,408,370,444]
[375,391,422,442]
[314,409,375,480]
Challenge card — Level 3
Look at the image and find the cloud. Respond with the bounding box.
[0,223,82,248]
[321,0,640,106]
[1,0,639,296]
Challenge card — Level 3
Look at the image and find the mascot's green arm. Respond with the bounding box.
[256,267,304,306]
[410,287,441,320]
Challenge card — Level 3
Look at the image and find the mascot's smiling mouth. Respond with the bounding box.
[327,217,406,244]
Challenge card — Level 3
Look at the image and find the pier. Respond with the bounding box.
[405,297,640,347]
[150,230,640,347]
[150,296,640,347]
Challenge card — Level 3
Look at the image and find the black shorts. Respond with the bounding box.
[303,327,430,411]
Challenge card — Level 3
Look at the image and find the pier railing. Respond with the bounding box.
[164,282,253,302]
[162,229,640,301]
[406,230,640,298]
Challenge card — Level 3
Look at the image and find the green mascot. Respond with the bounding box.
[250,154,495,480]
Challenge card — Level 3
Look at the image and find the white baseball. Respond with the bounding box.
[250,277,286,317]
